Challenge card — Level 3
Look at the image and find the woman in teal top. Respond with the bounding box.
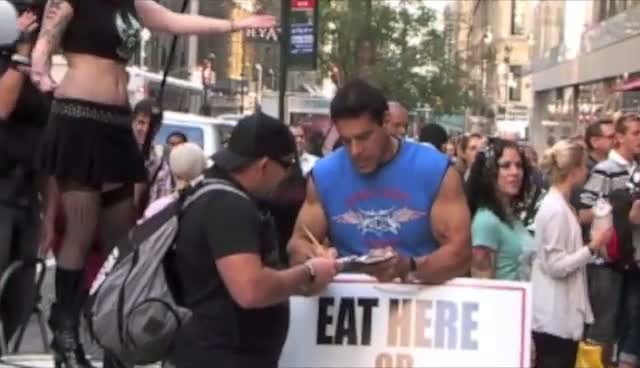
[467,138,535,281]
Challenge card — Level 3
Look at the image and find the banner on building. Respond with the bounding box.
[279,275,531,368]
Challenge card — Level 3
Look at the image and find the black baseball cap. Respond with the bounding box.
[212,112,297,171]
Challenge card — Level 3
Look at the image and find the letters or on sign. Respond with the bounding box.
[245,27,280,43]
[279,275,531,368]
[287,0,317,70]
[290,24,314,55]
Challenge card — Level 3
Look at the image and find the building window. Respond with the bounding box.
[511,0,525,35]
[509,65,523,101]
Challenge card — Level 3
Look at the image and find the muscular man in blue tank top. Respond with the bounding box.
[288,80,471,283]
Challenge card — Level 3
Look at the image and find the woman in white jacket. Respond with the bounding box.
[532,140,612,368]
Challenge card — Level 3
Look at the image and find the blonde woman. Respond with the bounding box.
[532,140,612,368]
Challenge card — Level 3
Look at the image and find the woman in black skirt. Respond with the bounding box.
[29,1,274,367]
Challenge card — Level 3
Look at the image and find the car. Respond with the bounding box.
[154,111,236,159]
[216,113,247,123]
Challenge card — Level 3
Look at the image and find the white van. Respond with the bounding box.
[153,111,236,158]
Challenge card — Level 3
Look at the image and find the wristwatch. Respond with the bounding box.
[409,257,417,272]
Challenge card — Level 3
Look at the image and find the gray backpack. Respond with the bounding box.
[87,178,248,365]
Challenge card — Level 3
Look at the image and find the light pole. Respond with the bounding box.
[255,64,263,107]
[501,45,513,121]
[267,69,276,90]
[481,27,493,106]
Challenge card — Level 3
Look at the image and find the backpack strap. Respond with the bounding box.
[183,178,249,209]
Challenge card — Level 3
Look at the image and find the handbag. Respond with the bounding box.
[575,341,604,368]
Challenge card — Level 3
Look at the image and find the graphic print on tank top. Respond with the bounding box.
[334,205,425,237]
[115,8,142,60]
[331,188,428,251]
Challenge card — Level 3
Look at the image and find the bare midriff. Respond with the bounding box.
[54,53,130,106]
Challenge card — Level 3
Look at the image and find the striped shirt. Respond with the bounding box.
[580,150,638,264]
[580,150,635,208]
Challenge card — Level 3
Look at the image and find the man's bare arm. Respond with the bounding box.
[415,167,471,283]
[217,253,312,308]
[470,247,496,278]
[287,178,330,266]
[32,0,72,61]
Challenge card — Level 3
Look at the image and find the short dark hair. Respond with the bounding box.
[133,98,163,130]
[330,79,388,126]
[167,131,188,143]
[585,118,613,150]
[419,123,448,151]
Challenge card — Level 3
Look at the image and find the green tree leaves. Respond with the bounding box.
[318,0,474,113]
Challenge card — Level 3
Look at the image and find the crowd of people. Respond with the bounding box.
[414,115,640,368]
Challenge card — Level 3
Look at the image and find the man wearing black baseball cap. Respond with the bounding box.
[170,112,339,368]
[212,112,298,184]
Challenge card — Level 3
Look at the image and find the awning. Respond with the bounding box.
[615,78,640,92]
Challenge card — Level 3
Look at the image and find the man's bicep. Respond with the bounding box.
[204,194,261,259]
[292,178,329,242]
[430,168,471,247]
[215,253,265,308]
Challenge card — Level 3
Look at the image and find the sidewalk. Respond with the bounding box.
[0,355,161,367]
[0,354,102,367]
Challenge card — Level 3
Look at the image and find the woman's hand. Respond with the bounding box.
[235,14,276,30]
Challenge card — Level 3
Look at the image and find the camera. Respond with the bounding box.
[0,1,19,48]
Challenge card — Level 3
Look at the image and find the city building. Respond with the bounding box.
[451,0,535,137]
[528,0,640,151]
[142,0,280,114]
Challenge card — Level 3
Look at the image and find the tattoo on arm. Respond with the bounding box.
[38,0,73,50]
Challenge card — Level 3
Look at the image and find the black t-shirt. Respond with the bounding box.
[258,170,307,265]
[0,61,51,203]
[171,168,289,368]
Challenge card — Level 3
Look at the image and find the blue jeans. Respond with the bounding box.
[585,264,623,344]
[619,270,640,365]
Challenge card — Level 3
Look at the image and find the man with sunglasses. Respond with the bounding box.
[584,118,615,172]
[170,112,339,368]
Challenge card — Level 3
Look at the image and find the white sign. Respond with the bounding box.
[280,275,531,368]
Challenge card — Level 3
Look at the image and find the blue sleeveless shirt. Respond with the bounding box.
[313,140,450,257]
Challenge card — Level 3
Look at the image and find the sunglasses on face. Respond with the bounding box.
[272,156,296,170]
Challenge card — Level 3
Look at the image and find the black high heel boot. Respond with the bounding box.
[49,303,95,368]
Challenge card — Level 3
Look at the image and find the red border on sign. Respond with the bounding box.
[334,278,528,368]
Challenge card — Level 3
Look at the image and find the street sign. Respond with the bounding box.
[290,24,314,55]
[292,0,315,9]
[288,0,318,70]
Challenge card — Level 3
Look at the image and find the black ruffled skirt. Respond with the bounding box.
[38,98,147,188]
